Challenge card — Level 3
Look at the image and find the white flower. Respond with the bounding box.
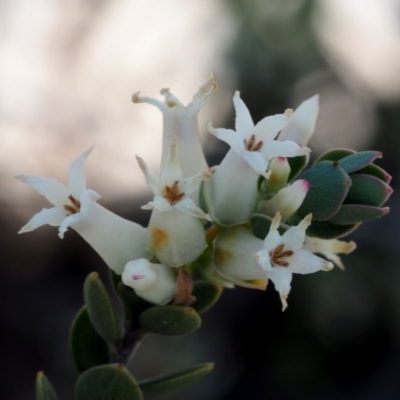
[204,92,310,227]
[255,212,334,310]
[303,237,356,270]
[122,259,177,305]
[16,148,148,274]
[137,140,210,266]
[208,91,310,178]
[132,73,217,178]
[278,95,319,146]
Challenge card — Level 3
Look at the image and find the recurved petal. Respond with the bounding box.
[68,147,93,198]
[18,207,66,233]
[288,249,334,274]
[15,175,69,208]
[233,91,254,137]
[58,212,83,239]
[173,197,210,220]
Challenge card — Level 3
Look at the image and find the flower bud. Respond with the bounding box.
[122,259,177,305]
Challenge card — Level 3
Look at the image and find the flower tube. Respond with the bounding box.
[16,148,149,274]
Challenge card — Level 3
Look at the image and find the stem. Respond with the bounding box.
[111,328,146,366]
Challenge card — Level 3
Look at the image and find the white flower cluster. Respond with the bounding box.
[16,75,355,310]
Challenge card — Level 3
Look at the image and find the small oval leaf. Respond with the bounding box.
[357,163,392,183]
[298,161,351,220]
[36,371,59,400]
[338,151,382,174]
[69,306,109,372]
[139,362,214,394]
[329,205,390,225]
[192,281,223,314]
[84,272,121,344]
[76,364,142,400]
[314,148,355,164]
[345,174,392,207]
[140,306,201,336]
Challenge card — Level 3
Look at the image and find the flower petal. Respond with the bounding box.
[136,155,160,195]
[288,249,334,274]
[281,214,311,250]
[233,91,254,137]
[58,213,83,239]
[253,114,288,142]
[68,147,93,198]
[265,268,292,311]
[279,95,319,146]
[208,124,245,156]
[15,175,69,208]
[160,137,183,184]
[262,212,282,252]
[18,207,66,233]
[242,151,270,178]
[261,140,310,160]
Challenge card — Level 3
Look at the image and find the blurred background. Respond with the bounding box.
[1,0,400,398]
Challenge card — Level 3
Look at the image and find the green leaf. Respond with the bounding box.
[139,362,214,394]
[84,272,121,344]
[345,174,392,207]
[76,364,142,400]
[140,306,201,336]
[338,151,382,174]
[357,163,392,183]
[329,205,390,225]
[69,306,109,373]
[36,371,58,400]
[314,148,355,164]
[298,161,351,220]
[306,220,359,239]
[192,281,223,314]
[287,155,308,182]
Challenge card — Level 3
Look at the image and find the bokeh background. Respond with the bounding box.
[1,0,400,399]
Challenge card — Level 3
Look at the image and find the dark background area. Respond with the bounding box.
[1,1,400,399]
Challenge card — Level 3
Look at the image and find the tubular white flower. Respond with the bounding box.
[16,149,149,274]
[137,140,210,266]
[206,92,310,226]
[260,179,310,222]
[303,237,357,270]
[255,212,334,311]
[122,259,177,305]
[132,73,217,178]
[208,91,310,178]
[278,95,319,146]
[214,226,268,290]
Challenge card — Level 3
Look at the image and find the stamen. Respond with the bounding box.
[269,244,294,267]
[244,134,263,152]
[63,195,81,215]
[162,181,185,205]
